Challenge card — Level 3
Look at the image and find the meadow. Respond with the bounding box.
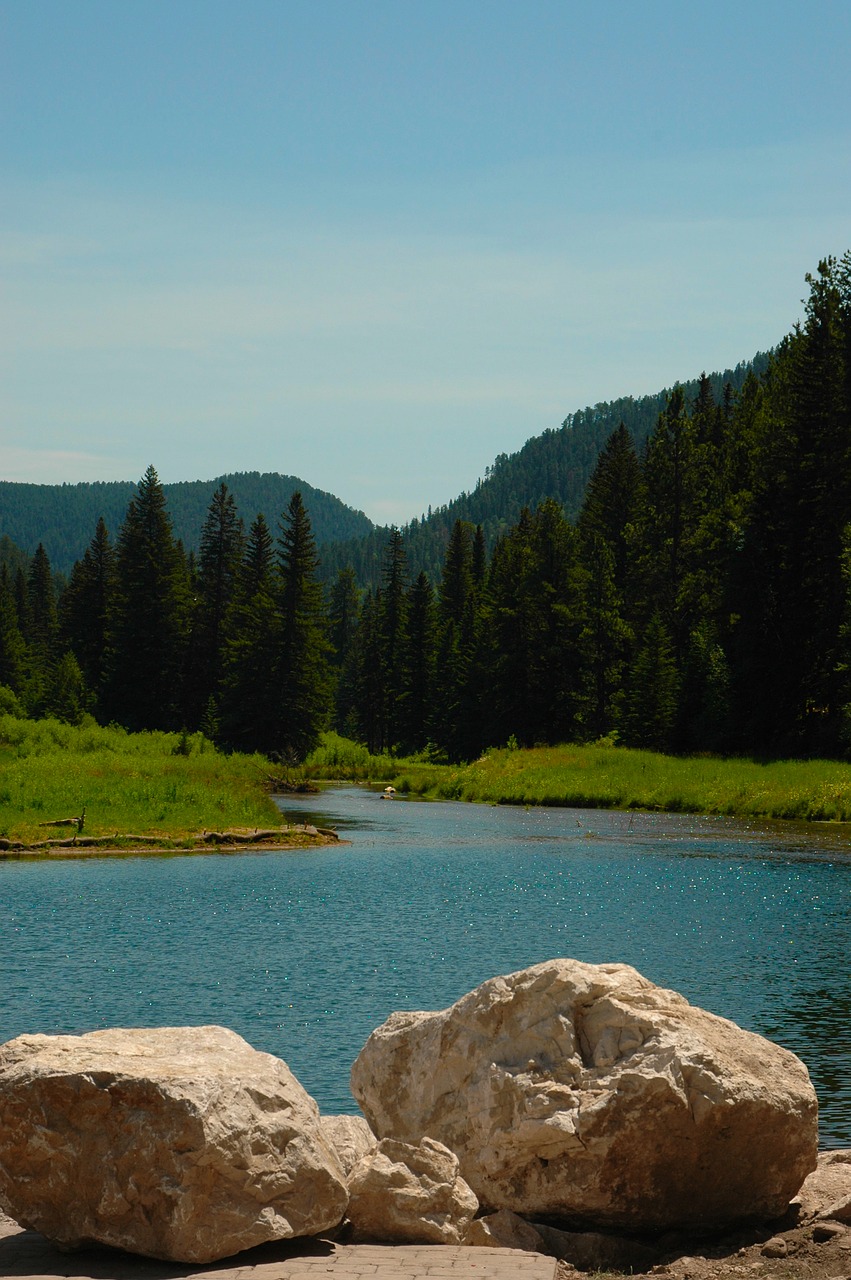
[304,735,851,823]
[0,715,286,850]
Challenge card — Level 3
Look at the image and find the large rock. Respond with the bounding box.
[0,1026,348,1263]
[350,959,818,1232]
[794,1150,851,1222]
[346,1135,478,1244]
[319,1113,377,1177]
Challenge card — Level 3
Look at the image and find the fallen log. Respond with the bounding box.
[37,807,85,833]
[201,829,285,844]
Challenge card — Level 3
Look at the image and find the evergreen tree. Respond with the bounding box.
[378,528,407,749]
[397,571,438,753]
[274,492,333,761]
[218,513,279,751]
[26,544,57,656]
[184,483,243,727]
[733,257,851,753]
[328,566,361,735]
[0,566,29,700]
[622,613,679,751]
[350,588,386,754]
[576,426,642,738]
[43,651,89,724]
[481,501,583,750]
[103,466,189,731]
[432,520,480,759]
[60,517,115,706]
[577,533,631,739]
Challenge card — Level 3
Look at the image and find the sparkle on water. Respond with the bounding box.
[1,786,849,1145]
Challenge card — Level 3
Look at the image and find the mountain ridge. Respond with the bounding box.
[0,471,373,576]
[1,352,771,581]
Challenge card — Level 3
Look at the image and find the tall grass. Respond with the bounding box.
[0,715,284,846]
[303,732,444,784]
[306,734,851,822]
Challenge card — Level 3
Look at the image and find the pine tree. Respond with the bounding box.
[274,492,332,762]
[732,257,851,753]
[26,544,57,658]
[397,571,438,753]
[379,528,407,749]
[351,588,386,754]
[60,517,115,707]
[328,566,361,735]
[184,483,243,727]
[481,501,582,750]
[432,520,479,759]
[0,566,29,701]
[103,466,189,731]
[622,613,679,751]
[20,543,58,712]
[218,513,280,752]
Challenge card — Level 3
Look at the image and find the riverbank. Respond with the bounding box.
[304,734,851,823]
[0,716,296,849]
[0,826,341,859]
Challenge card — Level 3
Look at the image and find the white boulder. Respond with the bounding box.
[351,958,818,1231]
[319,1113,377,1177]
[346,1135,478,1244]
[0,1026,348,1263]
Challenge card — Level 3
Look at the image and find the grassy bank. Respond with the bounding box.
[0,715,289,850]
[305,735,851,823]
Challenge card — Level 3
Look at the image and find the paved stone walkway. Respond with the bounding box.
[0,1219,557,1280]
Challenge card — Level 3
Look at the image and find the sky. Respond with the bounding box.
[2,2,850,526]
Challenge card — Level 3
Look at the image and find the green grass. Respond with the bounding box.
[306,735,851,823]
[303,731,445,785]
[0,715,286,848]
[11,717,851,850]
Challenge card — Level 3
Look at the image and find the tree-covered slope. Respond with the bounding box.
[319,355,771,586]
[0,472,373,574]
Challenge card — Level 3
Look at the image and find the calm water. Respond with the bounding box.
[1,787,849,1145]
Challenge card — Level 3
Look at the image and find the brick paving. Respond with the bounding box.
[0,1218,557,1280]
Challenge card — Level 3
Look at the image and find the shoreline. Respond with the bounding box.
[0,830,344,860]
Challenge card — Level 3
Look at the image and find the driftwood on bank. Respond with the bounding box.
[0,825,341,856]
[36,807,86,833]
[202,826,339,844]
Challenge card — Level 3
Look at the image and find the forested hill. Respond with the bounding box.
[319,354,771,586]
[0,472,373,575]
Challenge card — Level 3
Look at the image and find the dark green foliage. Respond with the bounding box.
[220,495,332,761]
[60,517,115,706]
[732,256,851,754]
[622,613,679,751]
[379,530,408,750]
[0,472,373,574]
[397,571,438,753]
[349,589,386,754]
[42,651,89,724]
[102,466,189,731]
[183,483,244,727]
[481,501,583,750]
[0,567,29,700]
[219,514,280,753]
[274,492,333,761]
[328,566,361,736]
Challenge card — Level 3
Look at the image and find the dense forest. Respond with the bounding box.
[2,256,850,764]
[0,472,373,575]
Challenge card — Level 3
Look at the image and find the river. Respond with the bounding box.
[1,786,849,1145]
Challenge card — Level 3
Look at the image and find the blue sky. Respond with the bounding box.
[2,1,850,525]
